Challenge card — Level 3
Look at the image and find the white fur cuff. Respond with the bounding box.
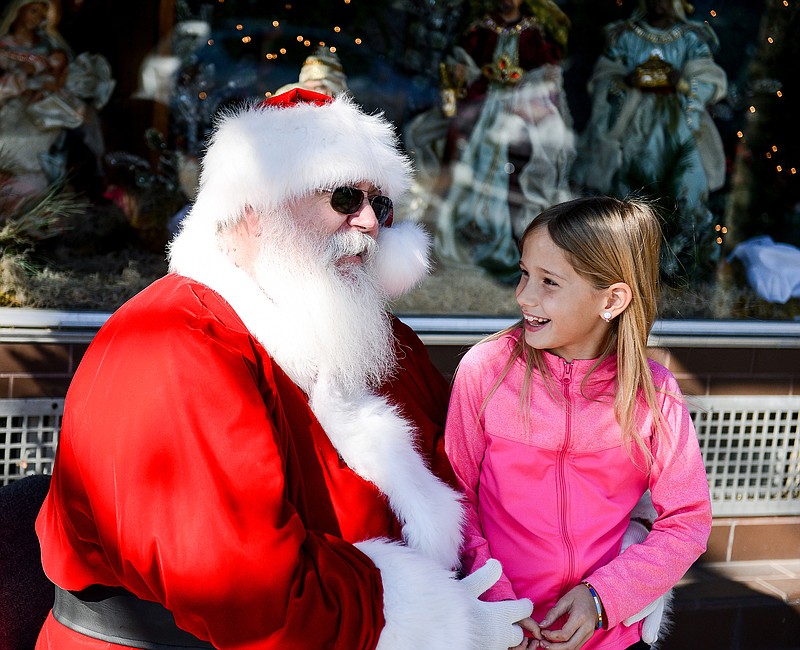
[310,380,463,571]
[355,540,475,650]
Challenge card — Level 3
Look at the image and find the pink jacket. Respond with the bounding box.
[445,332,711,649]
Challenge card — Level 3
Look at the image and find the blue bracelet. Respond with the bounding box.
[582,581,604,630]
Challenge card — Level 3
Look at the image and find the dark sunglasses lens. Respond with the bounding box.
[369,195,393,226]
[330,187,364,215]
[330,187,393,226]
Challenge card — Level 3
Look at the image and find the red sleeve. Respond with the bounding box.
[382,317,456,489]
[517,22,563,68]
[37,283,385,649]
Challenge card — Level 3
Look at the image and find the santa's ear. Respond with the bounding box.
[242,205,263,235]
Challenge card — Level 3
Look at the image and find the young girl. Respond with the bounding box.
[445,196,711,649]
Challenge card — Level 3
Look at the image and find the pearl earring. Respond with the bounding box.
[602,311,612,322]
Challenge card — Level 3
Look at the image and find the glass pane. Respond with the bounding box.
[0,0,796,321]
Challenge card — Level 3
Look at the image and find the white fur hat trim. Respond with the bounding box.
[185,92,413,230]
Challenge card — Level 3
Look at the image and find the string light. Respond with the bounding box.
[709,10,717,17]
[241,36,251,43]
[736,131,744,139]
[767,37,774,44]
[777,165,783,172]
[749,105,757,113]
[777,90,783,98]
[354,38,362,45]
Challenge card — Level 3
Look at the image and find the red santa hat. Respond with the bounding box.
[186,88,413,229]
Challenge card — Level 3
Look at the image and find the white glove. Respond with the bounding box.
[461,559,533,650]
[621,518,649,549]
[623,586,673,644]
[621,518,672,644]
[629,490,658,525]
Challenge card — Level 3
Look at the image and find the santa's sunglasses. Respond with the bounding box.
[326,186,394,227]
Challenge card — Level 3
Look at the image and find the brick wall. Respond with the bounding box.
[5,342,796,399]
[651,346,800,396]
[0,342,88,399]
[427,344,800,396]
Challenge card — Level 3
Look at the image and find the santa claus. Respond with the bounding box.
[34,89,532,649]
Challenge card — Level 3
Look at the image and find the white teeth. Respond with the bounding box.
[524,314,549,324]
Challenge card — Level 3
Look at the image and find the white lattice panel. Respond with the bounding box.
[1,395,798,517]
[0,399,64,485]
[686,396,800,516]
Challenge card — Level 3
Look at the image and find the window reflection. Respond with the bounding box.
[0,0,796,320]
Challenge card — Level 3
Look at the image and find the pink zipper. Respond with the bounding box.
[557,360,575,598]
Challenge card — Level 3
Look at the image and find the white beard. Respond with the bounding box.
[253,212,396,395]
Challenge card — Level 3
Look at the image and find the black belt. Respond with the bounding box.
[53,585,215,649]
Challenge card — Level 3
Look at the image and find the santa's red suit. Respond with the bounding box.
[35,273,455,649]
[34,91,531,650]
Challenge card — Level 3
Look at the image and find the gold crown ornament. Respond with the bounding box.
[634,52,675,88]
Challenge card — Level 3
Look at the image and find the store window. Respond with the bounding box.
[0,0,796,320]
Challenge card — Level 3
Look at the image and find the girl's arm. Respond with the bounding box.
[580,372,712,629]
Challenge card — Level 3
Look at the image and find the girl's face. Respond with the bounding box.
[516,227,611,362]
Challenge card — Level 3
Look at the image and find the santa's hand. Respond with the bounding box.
[620,515,671,644]
[621,518,649,551]
[623,588,671,645]
[461,559,533,650]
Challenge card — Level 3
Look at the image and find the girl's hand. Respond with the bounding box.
[537,585,598,649]
[512,616,544,649]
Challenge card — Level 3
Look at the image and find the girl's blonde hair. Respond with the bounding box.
[483,195,662,464]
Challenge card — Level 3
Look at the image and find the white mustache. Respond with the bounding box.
[326,231,378,265]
